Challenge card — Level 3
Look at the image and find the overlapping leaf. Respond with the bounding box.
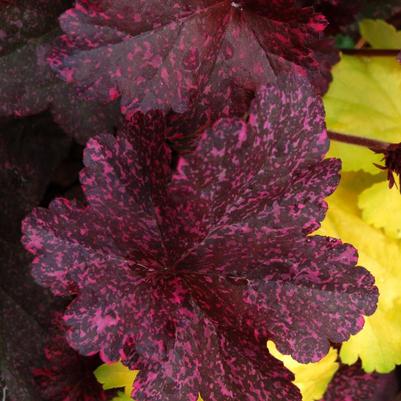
[95,362,138,397]
[324,20,401,174]
[359,19,401,49]
[321,20,401,373]
[267,341,339,401]
[316,172,401,373]
[33,314,109,401]
[359,181,401,239]
[324,19,401,237]
[0,0,121,143]
[0,114,71,401]
[321,363,398,401]
[302,0,361,34]
[49,0,338,123]
[22,78,377,401]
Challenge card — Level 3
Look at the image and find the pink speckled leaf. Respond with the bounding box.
[49,0,338,120]
[0,0,121,143]
[131,304,300,401]
[33,313,110,401]
[0,113,73,401]
[303,0,360,34]
[321,363,398,401]
[22,77,377,401]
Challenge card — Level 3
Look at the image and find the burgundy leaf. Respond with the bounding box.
[0,113,71,243]
[0,114,72,401]
[0,0,121,144]
[302,0,360,34]
[48,0,338,121]
[33,313,110,401]
[321,363,398,401]
[0,289,49,401]
[131,304,299,401]
[0,0,70,57]
[22,77,377,401]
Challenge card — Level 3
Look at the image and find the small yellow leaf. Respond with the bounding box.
[340,303,401,373]
[360,19,401,49]
[316,173,401,372]
[95,362,204,401]
[112,391,134,401]
[267,341,339,401]
[94,361,138,395]
[324,55,401,173]
[359,181,401,239]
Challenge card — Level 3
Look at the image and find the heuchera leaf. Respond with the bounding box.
[48,0,338,120]
[1,288,49,401]
[359,181,401,240]
[0,0,121,144]
[321,363,398,401]
[324,20,401,173]
[112,393,133,401]
[94,361,202,401]
[322,20,401,373]
[94,362,138,396]
[316,172,401,373]
[302,0,361,34]
[0,113,73,401]
[32,313,109,401]
[359,19,401,49]
[267,341,339,401]
[22,77,378,401]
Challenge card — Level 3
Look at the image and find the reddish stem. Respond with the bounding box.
[341,49,400,57]
[327,131,391,152]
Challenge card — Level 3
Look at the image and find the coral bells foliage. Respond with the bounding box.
[33,314,109,401]
[22,78,378,401]
[0,0,121,144]
[321,363,398,401]
[48,0,338,119]
[302,0,361,34]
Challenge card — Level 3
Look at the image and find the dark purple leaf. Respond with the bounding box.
[321,363,399,401]
[302,0,360,34]
[0,113,71,242]
[0,114,71,401]
[0,288,49,401]
[48,0,338,122]
[0,0,122,143]
[22,77,377,401]
[33,313,110,401]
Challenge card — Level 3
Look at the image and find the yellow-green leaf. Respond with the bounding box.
[316,173,401,372]
[360,19,401,49]
[267,341,339,401]
[94,361,138,395]
[359,181,401,239]
[324,55,401,173]
[95,362,205,401]
[112,391,133,401]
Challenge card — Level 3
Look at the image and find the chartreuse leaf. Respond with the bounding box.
[94,361,138,395]
[317,173,401,373]
[359,19,401,49]
[359,181,401,239]
[95,362,204,401]
[112,392,134,401]
[324,20,401,173]
[267,341,339,401]
[324,55,401,173]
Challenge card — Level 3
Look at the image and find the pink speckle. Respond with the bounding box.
[109,87,120,100]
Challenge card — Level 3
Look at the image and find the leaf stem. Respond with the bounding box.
[327,131,390,152]
[340,49,400,57]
